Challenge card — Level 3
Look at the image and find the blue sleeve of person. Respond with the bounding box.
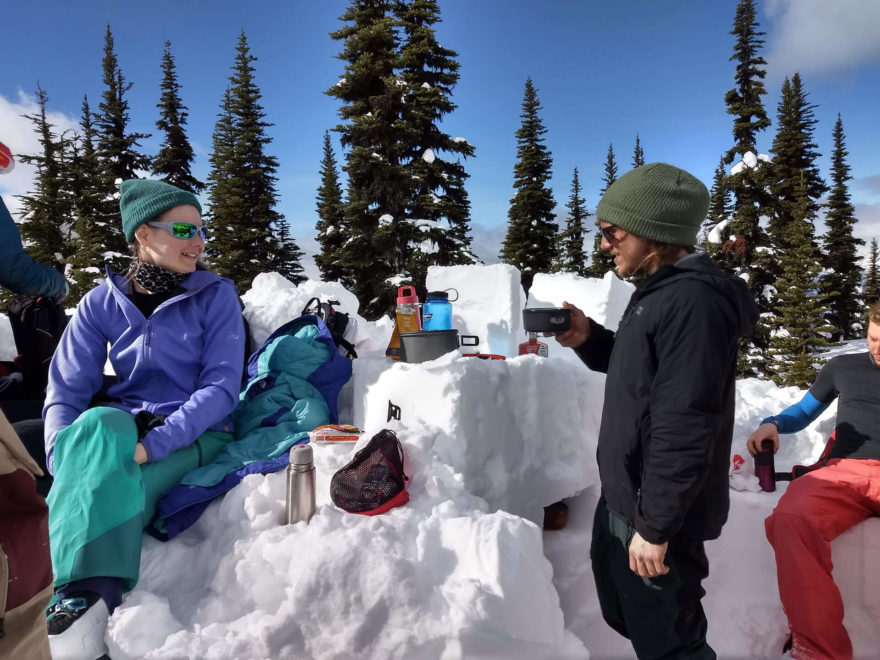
[761,392,829,434]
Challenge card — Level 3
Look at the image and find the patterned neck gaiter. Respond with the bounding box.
[132,262,189,294]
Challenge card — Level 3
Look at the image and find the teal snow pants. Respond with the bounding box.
[47,407,234,591]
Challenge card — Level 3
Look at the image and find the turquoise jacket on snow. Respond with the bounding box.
[146,315,353,541]
[179,321,334,487]
[0,197,67,298]
[43,266,245,472]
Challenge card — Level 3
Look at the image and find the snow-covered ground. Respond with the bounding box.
[4,264,878,658]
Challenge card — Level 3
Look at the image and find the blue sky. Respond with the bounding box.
[2,0,879,266]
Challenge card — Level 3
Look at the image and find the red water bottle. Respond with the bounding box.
[395,286,421,333]
[518,332,548,357]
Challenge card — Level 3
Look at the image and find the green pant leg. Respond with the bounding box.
[48,407,143,589]
[590,499,715,660]
[49,411,235,592]
[590,498,632,640]
[140,430,235,524]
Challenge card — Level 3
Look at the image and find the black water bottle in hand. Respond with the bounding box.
[754,439,776,492]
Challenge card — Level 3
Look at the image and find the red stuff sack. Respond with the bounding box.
[330,429,409,515]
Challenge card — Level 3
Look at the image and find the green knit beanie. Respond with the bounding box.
[595,162,709,246]
[119,179,202,243]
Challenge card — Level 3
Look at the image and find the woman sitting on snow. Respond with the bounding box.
[42,179,245,659]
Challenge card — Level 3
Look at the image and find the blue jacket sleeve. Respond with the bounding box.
[0,197,68,298]
[43,292,110,474]
[762,392,828,434]
[139,283,244,462]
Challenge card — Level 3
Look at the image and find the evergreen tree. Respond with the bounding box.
[96,25,151,182]
[632,134,645,168]
[721,0,772,269]
[94,25,149,267]
[724,0,771,165]
[500,78,557,292]
[327,0,406,319]
[15,84,72,280]
[206,32,300,291]
[554,167,590,276]
[205,87,238,263]
[864,238,880,306]
[821,115,864,339]
[700,156,732,253]
[721,0,773,376]
[274,218,306,285]
[152,41,204,193]
[314,131,348,284]
[766,173,834,388]
[67,95,118,302]
[396,0,476,294]
[588,144,618,278]
[599,144,618,197]
[767,73,826,246]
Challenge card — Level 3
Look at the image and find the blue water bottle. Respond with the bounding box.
[422,290,453,331]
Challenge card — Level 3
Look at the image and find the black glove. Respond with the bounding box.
[134,410,167,440]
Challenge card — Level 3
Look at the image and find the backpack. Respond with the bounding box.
[300,297,357,359]
[0,409,53,658]
[6,297,67,397]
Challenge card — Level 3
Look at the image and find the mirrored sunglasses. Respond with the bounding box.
[147,221,208,241]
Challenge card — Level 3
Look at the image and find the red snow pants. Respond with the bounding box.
[765,458,880,660]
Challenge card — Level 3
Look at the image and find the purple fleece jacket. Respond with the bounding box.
[43,267,244,473]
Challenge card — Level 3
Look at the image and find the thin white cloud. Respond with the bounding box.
[468,222,507,265]
[855,201,880,245]
[289,226,321,280]
[855,174,880,199]
[765,0,880,79]
[0,90,80,219]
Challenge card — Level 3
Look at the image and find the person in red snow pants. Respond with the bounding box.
[764,460,880,659]
[748,302,880,660]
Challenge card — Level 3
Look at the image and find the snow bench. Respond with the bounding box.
[834,515,880,620]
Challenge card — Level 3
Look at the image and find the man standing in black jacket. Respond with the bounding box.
[555,163,758,659]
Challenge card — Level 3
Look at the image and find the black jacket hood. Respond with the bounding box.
[636,252,759,339]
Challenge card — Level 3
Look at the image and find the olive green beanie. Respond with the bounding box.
[595,162,709,246]
[119,179,202,243]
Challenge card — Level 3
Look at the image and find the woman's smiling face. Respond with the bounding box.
[134,205,204,273]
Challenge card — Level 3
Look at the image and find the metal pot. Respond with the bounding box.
[398,330,479,363]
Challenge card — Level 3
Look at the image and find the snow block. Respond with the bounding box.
[350,353,603,526]
[833,516,880,655]
[242,271,390,356]
[426,264,525,357]
[527,270,634,361]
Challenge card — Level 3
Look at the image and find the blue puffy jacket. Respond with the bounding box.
[43,266,245,471]
[0,197,67,298]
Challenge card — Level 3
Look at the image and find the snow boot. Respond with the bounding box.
[47,591,110,660]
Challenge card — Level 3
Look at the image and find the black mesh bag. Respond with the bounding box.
[330,429,409,515]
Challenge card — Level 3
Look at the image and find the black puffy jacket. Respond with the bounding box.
[576,253,758,543]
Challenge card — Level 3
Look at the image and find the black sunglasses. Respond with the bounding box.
[596,223,624,243]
